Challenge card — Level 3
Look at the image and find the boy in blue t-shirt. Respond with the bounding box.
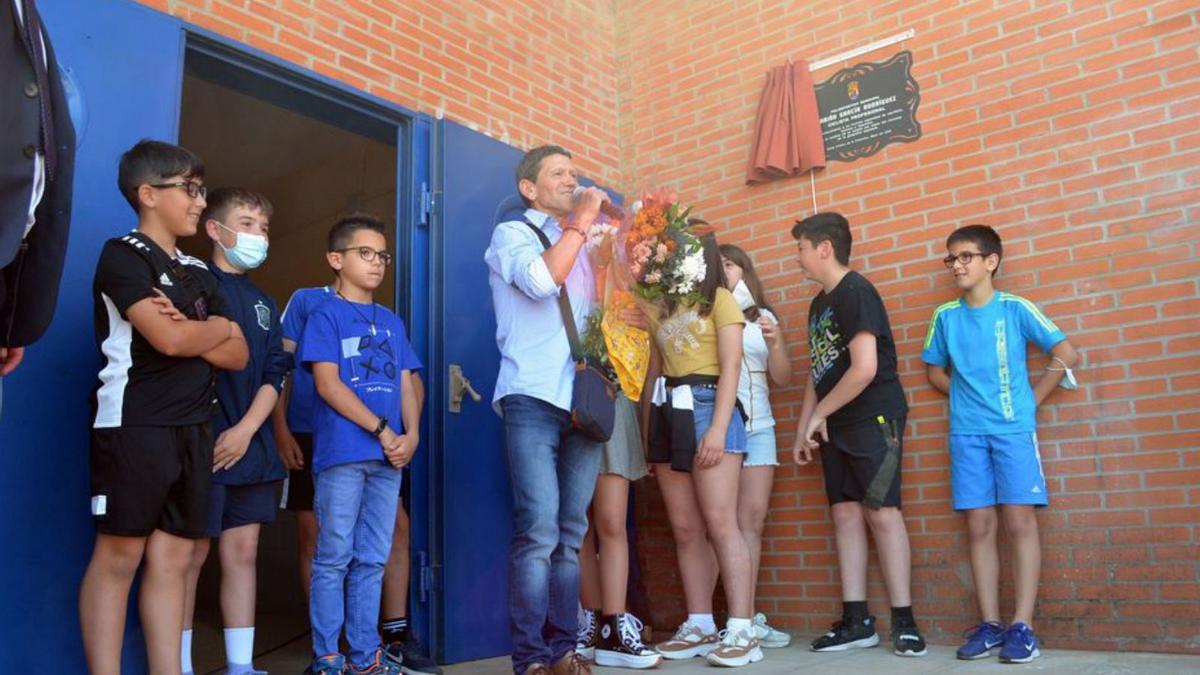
[921,225,1077,664]
[300,214,422,675]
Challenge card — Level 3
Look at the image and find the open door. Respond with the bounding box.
[431,121,523,662]
[0,0,185,669]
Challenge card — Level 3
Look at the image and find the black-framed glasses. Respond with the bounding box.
[150,181,207,199]
[335,246,393,266]
[943,251,989,268]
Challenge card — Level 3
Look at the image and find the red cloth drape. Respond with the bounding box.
[746,59,826,184]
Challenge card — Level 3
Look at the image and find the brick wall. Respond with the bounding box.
[136,0,624,185]
[617,0,1199,654]
[134,0,1200,654]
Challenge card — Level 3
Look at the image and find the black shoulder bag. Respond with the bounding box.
[522,220,616,442]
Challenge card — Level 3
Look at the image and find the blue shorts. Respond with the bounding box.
[691,386,747,453]
[206,481,280,537]
[743,427,779,467]
[949,432,1048,511]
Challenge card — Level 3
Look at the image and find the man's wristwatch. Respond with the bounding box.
[372,417,388,438]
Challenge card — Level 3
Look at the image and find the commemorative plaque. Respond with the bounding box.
[815,50,922,162]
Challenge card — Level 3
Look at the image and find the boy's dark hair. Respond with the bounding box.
[327,213,387,252]
[719,243,774,321]
[791,212,852,266]
[515,145,571,206]
[117,139,205,213]
[200,187,274,228]
[947,224,1003,276]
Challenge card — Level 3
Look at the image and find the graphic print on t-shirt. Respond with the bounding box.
[658,310,705,354]
[808,305,842,387]
[342,328,399,385]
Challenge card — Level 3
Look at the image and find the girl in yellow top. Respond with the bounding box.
[646,234,760,666]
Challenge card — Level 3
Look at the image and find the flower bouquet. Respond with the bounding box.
[620,190,713,313]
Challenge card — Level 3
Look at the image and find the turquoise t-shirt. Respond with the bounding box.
[921,292,1065,435]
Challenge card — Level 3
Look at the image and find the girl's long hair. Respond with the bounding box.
[719,243,773,322]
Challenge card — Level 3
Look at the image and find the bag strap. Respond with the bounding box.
[521,219,584,363]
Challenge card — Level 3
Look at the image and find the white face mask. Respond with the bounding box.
[1050,356,1078,390]
[731,279,756,311]
[217,222,269,271]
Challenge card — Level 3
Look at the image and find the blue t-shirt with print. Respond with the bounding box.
[300,298,422,473]
[921,291,1066,435]
[281,286,334,433]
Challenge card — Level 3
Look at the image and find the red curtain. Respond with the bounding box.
[746,59,826,184]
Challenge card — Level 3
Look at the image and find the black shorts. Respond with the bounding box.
[207,481,280,537]
[820,415,905,509]
[280,432,314,512]
[90,423,213,538]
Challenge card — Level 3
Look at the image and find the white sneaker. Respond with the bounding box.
[753,612,792,648]
[655,619,718,659]
[705,626,764,667]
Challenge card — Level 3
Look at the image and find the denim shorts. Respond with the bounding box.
[691,386,746,453]
[742,427,779,467]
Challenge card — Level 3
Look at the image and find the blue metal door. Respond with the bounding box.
[0,0,184,669]
[431,121,524,663]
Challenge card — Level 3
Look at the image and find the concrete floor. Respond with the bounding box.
[222,629,1200,675]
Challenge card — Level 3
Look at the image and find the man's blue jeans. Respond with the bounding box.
[501,395,602,674]
[311,459,402,668]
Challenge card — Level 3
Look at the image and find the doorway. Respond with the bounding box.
[176,39,410,672]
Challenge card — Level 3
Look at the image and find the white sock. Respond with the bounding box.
[224,626,256,668]
[181,629,193,673]
[688,613,717,634]
[727,616,753,634]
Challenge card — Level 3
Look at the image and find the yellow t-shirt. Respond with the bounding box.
[653,287,744,377]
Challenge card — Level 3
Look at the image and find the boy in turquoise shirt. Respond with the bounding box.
[921,225,1077,664]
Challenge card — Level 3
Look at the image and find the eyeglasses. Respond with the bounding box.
[335,246,393,266]
[943,251,989,268]
[150,181,207,199]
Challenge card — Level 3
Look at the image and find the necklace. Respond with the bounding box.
[337,290,378,335]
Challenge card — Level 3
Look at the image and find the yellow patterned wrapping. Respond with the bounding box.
[601,290,650,401]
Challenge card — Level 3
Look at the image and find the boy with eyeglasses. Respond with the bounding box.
[179,187,291,675]
[301,214,422,675]
[79,140,249,675]
[921,224,1077,664]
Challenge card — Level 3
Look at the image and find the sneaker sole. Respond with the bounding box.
[595,650,663,669]
[1000,648,1041,664]
[657,643,717,659]
[811,633,880,652]
[574,646,595,661]
[893,646,928,657]
[957,646,1002,660]
[760,635,791,648]
[705,646,765,667]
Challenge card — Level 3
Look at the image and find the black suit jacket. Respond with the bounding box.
[0,0,75,348]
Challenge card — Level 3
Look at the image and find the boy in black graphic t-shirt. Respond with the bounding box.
[790,212,926,658]
[79,141,249,675]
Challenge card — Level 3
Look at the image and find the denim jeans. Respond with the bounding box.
[501,395,602,674]
[311,460,402,668]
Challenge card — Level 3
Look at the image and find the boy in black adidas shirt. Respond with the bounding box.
[79,140,249,675]
[789,213,926,658]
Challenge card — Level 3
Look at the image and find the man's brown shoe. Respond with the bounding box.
[551,651,593,675]
[523,663,552,675]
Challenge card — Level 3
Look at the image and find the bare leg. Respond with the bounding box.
[830,502,869,601]
[141,530,198,675]
[737,465,774,612]
[182,538,211,632]
[219,524,261,628]
[80,534,148,675]
[381,504,411,619]
[296,510,317,604]
[579,509,602,611]
[593,475,631,615]
[655,465,718,614]
[692,454,752,618]
[862,506,912,608]
[966,507,1001,622]
[1001,505,1040,627]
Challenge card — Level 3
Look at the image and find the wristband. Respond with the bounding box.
[372,417,388,438]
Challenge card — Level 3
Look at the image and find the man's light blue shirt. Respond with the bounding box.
[485,208,593,415]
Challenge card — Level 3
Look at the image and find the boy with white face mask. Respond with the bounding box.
[180,187,291,675]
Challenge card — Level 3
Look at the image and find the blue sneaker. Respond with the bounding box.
[999,622,1041,664]
[956,621,1006,660]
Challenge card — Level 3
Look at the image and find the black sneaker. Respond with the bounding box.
[891,623,928,657]
[575,608,599,660]
[595,614,662,669]
[385,637,443,675]
[810,616,880,652]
